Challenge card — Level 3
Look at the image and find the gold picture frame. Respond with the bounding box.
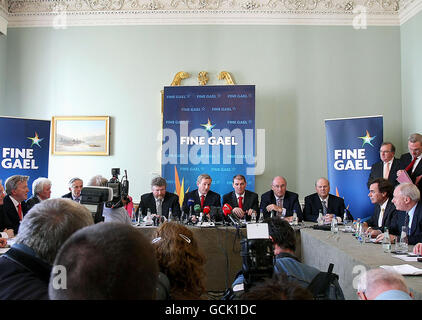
[51,116,110,156]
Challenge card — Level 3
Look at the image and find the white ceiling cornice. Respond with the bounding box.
[2,0,422,29]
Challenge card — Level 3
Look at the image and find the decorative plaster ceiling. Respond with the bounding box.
[1,0,421,29]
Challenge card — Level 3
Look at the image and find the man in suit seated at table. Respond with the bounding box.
[26,177,52,210]
[397,133,422,193]
[2,175,30,235]
[222,174,259,222]
[363,178,398,238]
[367,142,400,189]
[62,177,83,203]
[182,173,221,223]
[260,176,303,222]
[303,177,347,223]
[376,182,422,245]
[138,176,181,220]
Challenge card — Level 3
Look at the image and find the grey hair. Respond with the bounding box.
[5,175,29,195]
[397,183,421,202]
[197,174,212,184]
[357,268,409,296]
[15,198,94,264]
[68,177,83,187]
[32,177,52,196]
[87,175,108,187]
[408,133,422,144]
[151,176,167,188]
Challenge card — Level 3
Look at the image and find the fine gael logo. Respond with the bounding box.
[200,118,216,133]
[27,132,44,148]
[358,130,375,147]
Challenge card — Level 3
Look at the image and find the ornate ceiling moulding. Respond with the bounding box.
[4,0,421,27]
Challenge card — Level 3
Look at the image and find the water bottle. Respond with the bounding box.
[168,208,173,222]
[355,218,361,238]
[131,208,137,224]
[258,209,264,223]
[317,210,324,226]
[251,210,257,223]
[331,215,338,234]
[382,227,391,253]
[398,226,408,253]
[292,210,298,226]
[343,209,349,226]
[145,208,152,225]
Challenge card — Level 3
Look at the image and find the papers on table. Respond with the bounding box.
[392,254,420,262]
[0,248,10,254]
[380,264,422,275]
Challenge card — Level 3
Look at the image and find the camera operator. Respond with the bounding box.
[231,217,344,299]
[87,174,131,225]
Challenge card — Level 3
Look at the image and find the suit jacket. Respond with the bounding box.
[400,153,422,192]
[182,189,221,218]
[366,198,397,231]
[222,190,259,222]
[26,196,40,211]
[61,192,73,199]
[2,195,29,234]
[303,193,346,222]
[389,202,422,245]
[137,192,181,219]
[367,158,400,188]
[260,190,303,221]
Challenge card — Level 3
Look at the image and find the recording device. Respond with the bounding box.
[240,223,274,291]
[80,186,113,223]
[106,168,129,209]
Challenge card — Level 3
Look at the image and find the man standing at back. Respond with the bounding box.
[260,176,303,222]
[2,175,29,234]
[303,177,347,223]
[367,142,400,188]
[222,174,259,222]
[398,133,422,193]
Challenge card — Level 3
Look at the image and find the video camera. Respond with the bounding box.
[105,168,129,209]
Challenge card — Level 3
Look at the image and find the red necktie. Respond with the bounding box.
[405,157,417,172]
[17,203,23,221]
[200,195,205,209]
[238,197,243,210]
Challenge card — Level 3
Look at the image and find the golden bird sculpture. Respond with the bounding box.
[218,71,235,85]
[171,71,190,86]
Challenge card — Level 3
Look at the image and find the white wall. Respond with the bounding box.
[2,25,402,202]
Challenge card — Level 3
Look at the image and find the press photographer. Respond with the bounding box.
[81,169,132,224]
[229,217,344,300]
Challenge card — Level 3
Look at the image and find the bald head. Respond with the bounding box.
[315,178,330,199]
[272,176,287,198]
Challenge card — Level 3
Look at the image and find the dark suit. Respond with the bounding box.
[400,153,422,192]
[182,189,221,218]
[303,193,346,222]
[26,196,41,211]
[389,202,422,245]
[260,190,303,221]
[366,198,398,231]
[137,191,181,219]
[2,195,29,234]
[222,190,259,222]
[367,158,400,188]
[61,192,73,199]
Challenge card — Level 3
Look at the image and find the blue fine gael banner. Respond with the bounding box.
[162,85,255,205]
[325,116,383,220]
[0,117,51,198]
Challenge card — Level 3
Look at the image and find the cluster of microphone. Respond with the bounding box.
[183,200,241,227]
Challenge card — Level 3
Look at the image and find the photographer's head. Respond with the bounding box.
[87,175,108,187]
[265,217,296,255]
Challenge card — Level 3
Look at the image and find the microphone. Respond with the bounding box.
[203,206,211,222]
[187,198,195,221]
[194,204,201,215]
[223,203,239,226]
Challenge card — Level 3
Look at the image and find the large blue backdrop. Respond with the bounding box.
[325,116,383,220]
[0,117,51,198]
[162,85,255,205]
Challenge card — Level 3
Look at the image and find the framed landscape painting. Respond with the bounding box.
[52,116,110,155]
